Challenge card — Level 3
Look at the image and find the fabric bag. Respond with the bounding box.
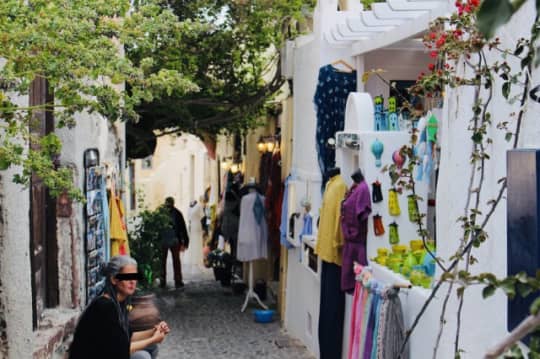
[160,227,179,248]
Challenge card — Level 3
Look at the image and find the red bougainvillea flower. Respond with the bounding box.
[430,51,438,58]
[464,4,472,12]
[430,32,437,40]
[428,63,435,71]
[436,35,446,48]
[453,29,463,38]
[469,0,479,6]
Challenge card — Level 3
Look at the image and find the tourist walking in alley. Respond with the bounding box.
[160,197,190,289]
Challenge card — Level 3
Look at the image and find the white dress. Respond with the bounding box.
[183,202,204,268]
[237,192,268,262]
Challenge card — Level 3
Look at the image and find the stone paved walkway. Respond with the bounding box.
[154,269,315,359]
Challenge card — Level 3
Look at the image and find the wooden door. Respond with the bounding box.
[29,76,58,328]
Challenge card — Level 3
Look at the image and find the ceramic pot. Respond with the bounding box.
[128,294,161,332]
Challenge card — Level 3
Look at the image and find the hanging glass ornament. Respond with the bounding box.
[371,181,383,203]
[392,150,405,170]
[388,222,400,245]
[408,194,419,222]
[373,214,385,236]
[371,138,384,168]
[388,188,401,216]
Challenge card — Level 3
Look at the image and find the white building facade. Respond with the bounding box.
[281,0,540,358]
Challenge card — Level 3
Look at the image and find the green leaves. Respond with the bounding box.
[477,0,526,39]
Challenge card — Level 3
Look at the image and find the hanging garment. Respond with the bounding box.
[110,194,129,256]
[184,201,204,268]
[237,192,268,262]
[372,181,383,203]
[279,176,294,249]
[373,214,385,236]
[380,289,409,359]
[388,222,400,245]
[388,188,401,216]
[265,150,283,253]
[349,271,371,359]
[407,195,419,222]
[319,261,345,359]
[363,288,382,359]
[99,174,111,261]
[314,65,357,188]
[340,181,372,292]
[370,287,384,359]
[221,186,240,257]
[359,285,374,357]
[258,152,273,194]
[315,174,348,265]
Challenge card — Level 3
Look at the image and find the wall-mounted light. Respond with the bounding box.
[257,137,267,153]
[221,159,231,170]
[266,140,275,153]
[230,163,239,174]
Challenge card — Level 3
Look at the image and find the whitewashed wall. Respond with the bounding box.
[434,1,540,357]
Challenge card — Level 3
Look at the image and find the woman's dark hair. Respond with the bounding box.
[101,255,138,337]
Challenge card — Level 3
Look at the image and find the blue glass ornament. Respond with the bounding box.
[371,138,384,167]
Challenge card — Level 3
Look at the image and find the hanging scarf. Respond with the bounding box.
[373,214,385,236]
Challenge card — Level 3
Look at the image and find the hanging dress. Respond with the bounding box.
[236,192,268,262]
[314,65,357,188]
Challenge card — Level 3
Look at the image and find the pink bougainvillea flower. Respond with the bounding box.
[430,51,438,58]
[428,63,435,71]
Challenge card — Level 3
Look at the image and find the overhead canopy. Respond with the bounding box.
[324,0,450,55]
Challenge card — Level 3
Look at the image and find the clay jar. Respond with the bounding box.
[128,294,161,332]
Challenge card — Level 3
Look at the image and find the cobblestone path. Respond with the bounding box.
[154,268,314,359]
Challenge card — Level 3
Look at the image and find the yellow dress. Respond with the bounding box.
[110,194,130,256]
[315,174,348,265]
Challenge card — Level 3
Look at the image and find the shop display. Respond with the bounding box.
[374,95,387,131]
[348,266,409,359]
[315,168,347,265]
[407,195,419,222]
[388,222,400,245]
[373,214,385,236]
[314,64,357,187]
[316,168,348,359]
[371,239,436,288]
[392,149,405,170]
[370,139,384,168]
[237,184,268,262]
[371,181,383,203]
[340,169,372,292]
[84,162,109,302]
[388,188,401,216]
[387,97,400,131]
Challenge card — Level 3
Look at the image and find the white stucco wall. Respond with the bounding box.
[133,134,209,216]
[1,168,33,358]
[434,1,540,356]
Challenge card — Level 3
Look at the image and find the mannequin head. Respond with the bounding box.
[326,167,341,179]
[351,169,364,183]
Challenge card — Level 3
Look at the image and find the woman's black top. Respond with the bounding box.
[68,296,130,359]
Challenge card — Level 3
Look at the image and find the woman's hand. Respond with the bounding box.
[151,328,166,344]
[156,321,170,335]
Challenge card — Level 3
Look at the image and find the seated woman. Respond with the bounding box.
[69,255,170,359]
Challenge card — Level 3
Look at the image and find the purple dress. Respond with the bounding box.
[340,181,372,292]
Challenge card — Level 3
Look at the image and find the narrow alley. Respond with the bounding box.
[154,270,314,359]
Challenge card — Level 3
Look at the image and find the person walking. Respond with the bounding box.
[69,255,170,359]
[160,197,189,288]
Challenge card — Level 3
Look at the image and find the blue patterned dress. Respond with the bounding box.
[314,65,357,187]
